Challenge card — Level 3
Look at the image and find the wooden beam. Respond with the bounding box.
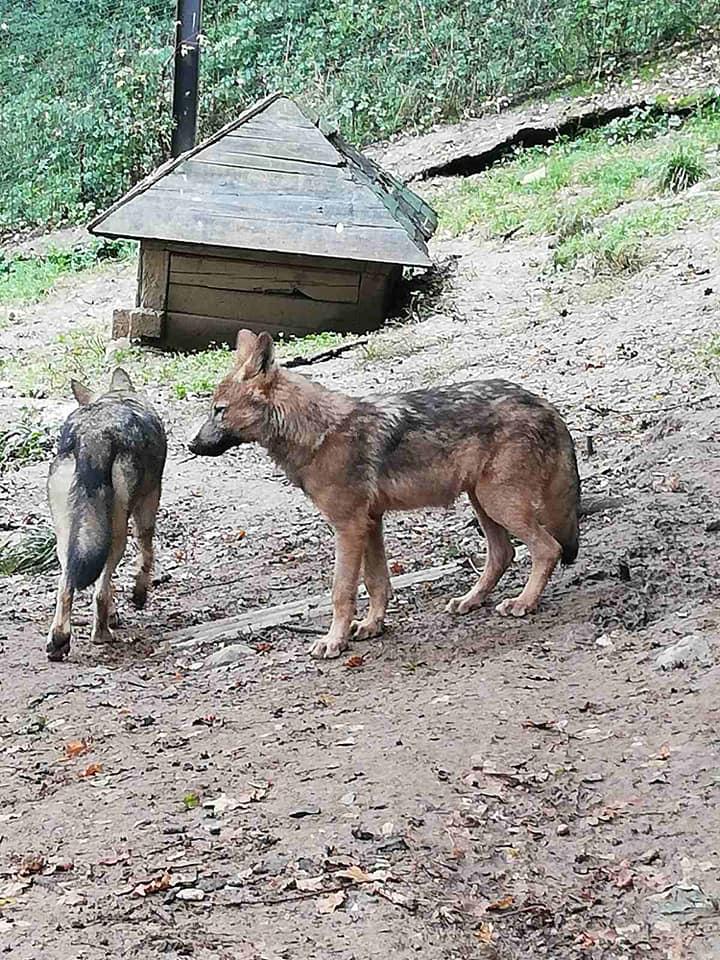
[167,561,465,649]
[139,244,170,312]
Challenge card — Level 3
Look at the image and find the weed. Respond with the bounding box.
[0,525,58,577]
[0,414,54,473]
[659,145,708,192]
[0,241,136,306]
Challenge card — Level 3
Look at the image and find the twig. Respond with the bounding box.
[586,394,716,418]
[283,339,368,369]
[222,885,345,907]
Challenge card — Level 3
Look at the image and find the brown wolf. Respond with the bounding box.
[189,331,580,659]
[46,369,167,661]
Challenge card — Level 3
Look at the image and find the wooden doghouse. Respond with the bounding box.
[88,94,436,350]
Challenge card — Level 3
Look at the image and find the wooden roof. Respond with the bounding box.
[89,94,436,268]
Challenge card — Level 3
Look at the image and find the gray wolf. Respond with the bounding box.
[46,368,167,661]
[189,330,579,660]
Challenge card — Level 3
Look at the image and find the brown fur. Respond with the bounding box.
[189,330,580,659]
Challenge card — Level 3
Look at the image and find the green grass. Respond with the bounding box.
[659,144,708,192]
[0,525,58,577]
[552,204,695,271]
[0,326,355,400]
[0,241,136,306]
[0,413,54,472]
[434,98,720,265]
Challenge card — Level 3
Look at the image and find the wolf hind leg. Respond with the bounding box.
[47,572,74,661]
[131,486,160,610]
[351,516,392,640]
[479,485,562,617]
[446,494,515,615]
[91,507,129,644]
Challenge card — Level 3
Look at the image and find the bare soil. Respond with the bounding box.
[1,166,719,959]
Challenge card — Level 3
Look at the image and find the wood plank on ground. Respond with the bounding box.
[167,561,465,649]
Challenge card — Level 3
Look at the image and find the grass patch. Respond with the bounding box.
[0,525,58,577]
[552,204,694,272]
[0,327,354,400]
[0,413,54,472]
[659,145,708,192]
[434,98,720,254]
[0,240,136,306]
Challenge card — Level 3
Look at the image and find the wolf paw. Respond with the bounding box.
[445,594,483,615]
[309,635,348,659]
[495,596,535,618]
[131,587,148,610]
[91,626,115,644]
[350,617,384,641]
[46,632,71,661]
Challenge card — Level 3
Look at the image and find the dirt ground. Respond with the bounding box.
[2,158,720,958]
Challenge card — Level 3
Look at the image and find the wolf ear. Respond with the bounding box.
[110,367,134,392]
[236,330,276,380]
[235,329,257,364]
[71,379,94,405]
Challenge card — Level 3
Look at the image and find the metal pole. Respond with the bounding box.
[171,0,203,158]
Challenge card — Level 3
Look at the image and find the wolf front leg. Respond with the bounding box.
[310,520,368,659]
[351,516,392,640]
[47,573,74,661]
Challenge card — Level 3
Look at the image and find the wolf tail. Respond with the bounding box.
[50,441,114,591]
[559,443,581,567]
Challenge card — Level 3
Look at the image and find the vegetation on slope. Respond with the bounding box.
[1,0,718,235]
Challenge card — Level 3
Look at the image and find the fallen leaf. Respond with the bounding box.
[317,889,346,914]
[18,855,45,877]
[474,922,494,943]
[345,655,365,669]
[389,561,405,575]
[654,743,671,761]
[487,894,514,911]
[79,763,103,778]
[615,862,634,890]
[183,792,200,810]
[133,871,172,897]
[254,642,273,653]
[296,875,326,892]
[64,740,89,760]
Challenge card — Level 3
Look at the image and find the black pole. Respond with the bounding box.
[171,0,202,158]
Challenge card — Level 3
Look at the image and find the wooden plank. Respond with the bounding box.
[167,283,368,321]
[139,245,169,311]
[163,241,377,274]
[177,158,353,192]
[168,271,360,304]
[200,138,341,167]
[99,194,432,266]
[167,562,465,648]
[168,274,359,302]
[264,96,315,126]
[168,251,359,286]
[155,182,377,211]
[149,191,399,230]
[192,151,345,177]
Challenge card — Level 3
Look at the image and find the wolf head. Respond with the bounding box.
[188,330,277,457]
[71,367,135,406]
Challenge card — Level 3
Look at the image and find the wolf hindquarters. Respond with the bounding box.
[46,369,166,661]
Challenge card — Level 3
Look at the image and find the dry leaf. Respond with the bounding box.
[654,743,671,761]
[79,762,103,778]
[474,922,494,943]
[296,875,326,892]
[133,871,172,897]
[389,561,405,575]
[317,889,346,914]
[345,655,365,669]
[19,855,45,877]
[336,865,391,885]
[64,740,89,759]
[615,861,634,890]
[487,894,514,911]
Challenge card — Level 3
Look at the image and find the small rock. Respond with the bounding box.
[521,165,547,184]
[556,823,570,836]
[340,792,356,806]
[175,887,206,902]
[595,634,615,650]
[203,643,255,669]
[655,634,714,671]
[638,847,662,865]
[288,805,321,819]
